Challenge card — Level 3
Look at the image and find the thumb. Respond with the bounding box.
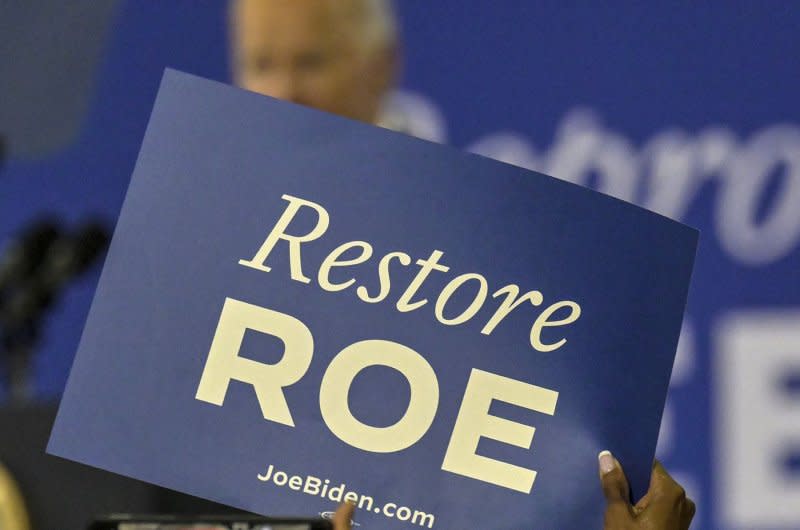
[599,450,630,503]
[598,450,635,521]
[333,501,355,530]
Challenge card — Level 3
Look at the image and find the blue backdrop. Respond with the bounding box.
[1,2,798,529]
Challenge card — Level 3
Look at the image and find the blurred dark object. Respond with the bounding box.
[0,220,110,402]
[0,221,61,296]
[1,221,111,331]
[87,514,330,530]
[0,0,118,158]
[0,403,243,530]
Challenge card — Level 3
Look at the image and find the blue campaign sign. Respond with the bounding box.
[47,69,697,529]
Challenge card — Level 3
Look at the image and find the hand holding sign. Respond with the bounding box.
[332,502,356,530]
[599,452,695,530]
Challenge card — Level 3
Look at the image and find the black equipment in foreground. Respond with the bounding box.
[88,514,333,530]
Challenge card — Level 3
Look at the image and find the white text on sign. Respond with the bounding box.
[196,297,559,493]
[196,194,574,493]
[237,194,582,353]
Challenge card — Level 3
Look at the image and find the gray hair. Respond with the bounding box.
[352,0,398,52]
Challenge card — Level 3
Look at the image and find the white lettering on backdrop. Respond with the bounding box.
[384,92,800,266]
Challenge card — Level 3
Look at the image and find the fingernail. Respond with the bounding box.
[598,450,616,475]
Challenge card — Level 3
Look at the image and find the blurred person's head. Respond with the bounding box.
[230,0,398,124]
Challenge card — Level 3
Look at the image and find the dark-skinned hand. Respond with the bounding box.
[599,450,695,529]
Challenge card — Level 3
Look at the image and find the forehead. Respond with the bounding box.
[233,0,359,51]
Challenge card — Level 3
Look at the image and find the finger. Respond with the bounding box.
[604,500,636,526]
[333,501,355,530]
[684,497,696,521]
[632,490,651,515]
[598,450,631,505]
[650,460,685,500]
[598,450,636,524]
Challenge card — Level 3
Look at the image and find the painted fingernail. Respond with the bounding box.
[598,450,616,475]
